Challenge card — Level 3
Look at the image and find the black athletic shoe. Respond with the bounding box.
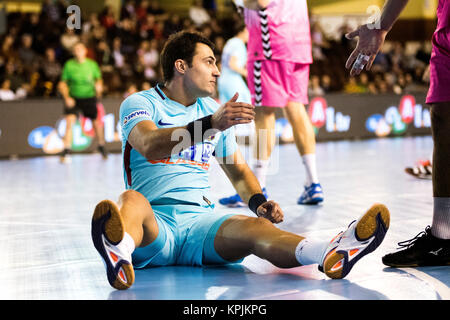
[404,159,432,180]
[382,226,450,267]
[98,145,108,159]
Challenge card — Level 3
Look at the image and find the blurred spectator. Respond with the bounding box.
[309,75,325,96]
[124,82,138,98]
[1,34,16,62]
[404,71,428,92]
[358,73,370,92]
[415,41,431,65]
[338,22,353,51]
[0,78,27,100]
[390,42,405,74]
[40,0,62,24]
[344,77,366,94]
[164,14,183,38]
[136,39,159,82]
[371,45,391,73]
[0,79,16,101]
[60,28,80,53]
[136,0,150,22]
[154,20,165,41]
[140,14,157,39]
[116,17,139,55]
[311,21,329,61]
[96,40,114,73]
[378,80,389,94]
[141,81,151,91]
[213,35,225,61]
[112,37,125,70]
[148,0,166,16]
[1,60,29,99]
[209,17,223,37]
[2,60,29,95]
[367,82,378,94]
[383,73,396,90]
[82,13,99,35]
[393,73,405,95]
[121,0,136,20]
[38,47,62,97]
[190,0,211,27]
[0,2,431,99]
[18,34,37,71]
[88,16,107,43]
[203,0,217,16]
[321,75,332,93]
[19,13,46,54]
[100,6,117,31]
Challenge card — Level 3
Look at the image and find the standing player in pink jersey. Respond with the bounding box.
[346,0,450,267]
[220,0,323,207]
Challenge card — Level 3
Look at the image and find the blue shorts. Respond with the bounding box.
[131,204,243,268]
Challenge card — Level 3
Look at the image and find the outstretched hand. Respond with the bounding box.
[345,24,388,76]
[256,200,284,224]
[211,93,255,131]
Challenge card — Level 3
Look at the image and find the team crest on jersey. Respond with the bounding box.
[123,110,151,125]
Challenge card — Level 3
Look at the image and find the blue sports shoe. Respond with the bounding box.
[219,188,268,207]
[298,183,324,205]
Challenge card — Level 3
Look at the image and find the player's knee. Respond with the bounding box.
[119,190,151,211]
[120,189,140,200]
[252,216,276,230]
[227,216,275,236]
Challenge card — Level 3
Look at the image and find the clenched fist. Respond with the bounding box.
[256,200,284,224]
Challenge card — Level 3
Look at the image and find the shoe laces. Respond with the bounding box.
[397,226,432,249]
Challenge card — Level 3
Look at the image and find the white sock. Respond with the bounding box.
[302,154,319,186]
[116,232,136,259]
[432,197,450,239]
[295,238,329,266]
[252,159,269,189]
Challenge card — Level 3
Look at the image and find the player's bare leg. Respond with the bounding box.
[214,203,390,279]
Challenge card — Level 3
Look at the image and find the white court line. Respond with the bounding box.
[404,268,450,300]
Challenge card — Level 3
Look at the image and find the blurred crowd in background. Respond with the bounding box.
[0,0,431,101]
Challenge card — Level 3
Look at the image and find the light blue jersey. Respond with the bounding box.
[218,37,251,104]
[119,84,241,268]
[119,84,238,209]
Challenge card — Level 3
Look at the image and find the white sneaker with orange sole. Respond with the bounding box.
[91,200,135,290]
[319,203,390,279]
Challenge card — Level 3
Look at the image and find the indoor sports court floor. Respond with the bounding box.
[1,135,449,300]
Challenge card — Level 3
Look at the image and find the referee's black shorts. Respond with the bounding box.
[64,97,98,120]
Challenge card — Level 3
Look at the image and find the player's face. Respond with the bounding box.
[73,43,87,60]
[184,43,220,97]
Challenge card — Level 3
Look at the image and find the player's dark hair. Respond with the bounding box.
[160,31,215,82]
[234,20,247,35]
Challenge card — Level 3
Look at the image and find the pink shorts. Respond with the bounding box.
[247,60,310,107]
[426,26,450,104]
